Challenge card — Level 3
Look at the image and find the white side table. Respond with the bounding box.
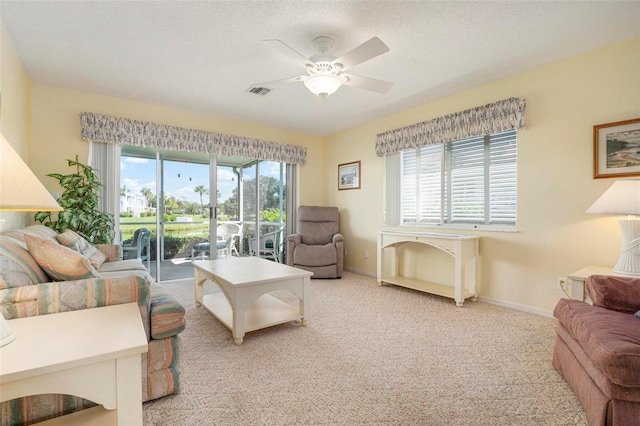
[567,265,637,301]
[0,303,148,425]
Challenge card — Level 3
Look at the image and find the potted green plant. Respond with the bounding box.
[35,156,115,244]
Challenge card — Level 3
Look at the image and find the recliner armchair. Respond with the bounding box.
[286,206,343,278]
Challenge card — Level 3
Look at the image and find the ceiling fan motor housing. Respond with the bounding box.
[307,60,341,75]
[255,35,392,96]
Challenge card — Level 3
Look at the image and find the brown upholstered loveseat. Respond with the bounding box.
[552,275,640,425]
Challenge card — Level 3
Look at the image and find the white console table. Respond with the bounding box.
[376,231,480,307]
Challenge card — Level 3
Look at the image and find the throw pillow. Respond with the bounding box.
[25,234,100,281]
[586,274,640,314]
[56,229,107,269]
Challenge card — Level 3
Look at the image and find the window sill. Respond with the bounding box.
[400,223,518,233]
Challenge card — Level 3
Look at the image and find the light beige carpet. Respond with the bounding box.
[144,272,588,425]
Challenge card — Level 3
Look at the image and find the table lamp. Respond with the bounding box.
[586,179,640,276]
[0,131,62,346]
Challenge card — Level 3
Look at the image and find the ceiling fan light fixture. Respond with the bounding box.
[257,36,392,97]
[304,74,343,97]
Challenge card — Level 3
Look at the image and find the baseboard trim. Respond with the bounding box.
[342,268,554,318]
[477,296,553,318]
[343,267,376,277]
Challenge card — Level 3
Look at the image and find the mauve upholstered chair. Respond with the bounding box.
[286,206,343,278]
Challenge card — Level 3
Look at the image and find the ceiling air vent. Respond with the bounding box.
[247,86,272,96]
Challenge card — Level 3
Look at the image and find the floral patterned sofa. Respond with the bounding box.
[0,225,185,425]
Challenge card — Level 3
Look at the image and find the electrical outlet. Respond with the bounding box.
[363,250,369,259]
[556,276,568,291]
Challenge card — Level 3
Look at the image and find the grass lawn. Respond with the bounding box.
[120,215,208,241]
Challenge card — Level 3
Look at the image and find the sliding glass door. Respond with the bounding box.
[119,152,159,276]
[246,160,286,262]
[159,158,210,280]
[120,148,213,281]
[120,147,291,282]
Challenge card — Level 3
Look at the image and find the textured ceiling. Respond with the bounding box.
[2,1,640,136]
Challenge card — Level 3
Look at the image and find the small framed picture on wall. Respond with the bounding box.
[593,117,640,179]
[338,161,361,190]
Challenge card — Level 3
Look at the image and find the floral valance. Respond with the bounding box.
[80,112,307,165]
[375,97,526,156]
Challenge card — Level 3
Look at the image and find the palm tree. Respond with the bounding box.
[140,187,154,208]
[194,185,208,213]
[120,185,127,196]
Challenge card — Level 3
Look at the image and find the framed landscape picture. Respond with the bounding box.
[593,118,640,179]
[338,161,361,190]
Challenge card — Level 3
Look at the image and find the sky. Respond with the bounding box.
[120,156,283,204]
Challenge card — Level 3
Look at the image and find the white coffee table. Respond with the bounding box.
[0,303,148,425]
[194,257,313,345]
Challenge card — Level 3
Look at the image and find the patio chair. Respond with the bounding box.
[191,223,243,260]
[249,226,283,262]
[122,227,151,270]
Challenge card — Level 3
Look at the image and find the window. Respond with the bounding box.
[388,129,517,229]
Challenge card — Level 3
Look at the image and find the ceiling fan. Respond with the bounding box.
[251,36,393,98]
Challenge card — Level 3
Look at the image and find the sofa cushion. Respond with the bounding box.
[149,283,186,339]
[0,236,50,289]
[22,225,58,241]
[24,234,100,282]
[554,298,640,387]
[56,229,107,269]
[0,285,40,319]
[555,323,640,402]
[97,259,148,274]
[292,243,337,267]
[586,275,640,314]
[95,243,124,262]
[146,335,181,401]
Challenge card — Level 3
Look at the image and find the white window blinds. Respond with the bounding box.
[388,129,517,229]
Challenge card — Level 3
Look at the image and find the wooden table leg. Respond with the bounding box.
[231,289,245,345]
[116,354,143,425]
[300,276,310,326]
[194,269,206,308]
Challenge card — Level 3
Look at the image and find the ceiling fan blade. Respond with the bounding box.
[250,75,306,88]
[341,73,393,94]
[333,37,389,71]
[263,39,313,68]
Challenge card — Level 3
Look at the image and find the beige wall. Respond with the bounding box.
[0,22,32,229]
[325,37,640,314]
[28,84,325,208]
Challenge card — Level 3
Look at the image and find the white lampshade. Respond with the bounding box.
[0,132,62,212]
[586,179,640,215]
[0,313,16,347]
[304,74,343,97]
[0,132,62,346]
[587,179,640,276]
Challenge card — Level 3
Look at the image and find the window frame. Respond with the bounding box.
[387,130,518,232]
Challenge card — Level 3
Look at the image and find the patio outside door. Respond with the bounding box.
[159,158,211,281]
[120,148,291,282]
